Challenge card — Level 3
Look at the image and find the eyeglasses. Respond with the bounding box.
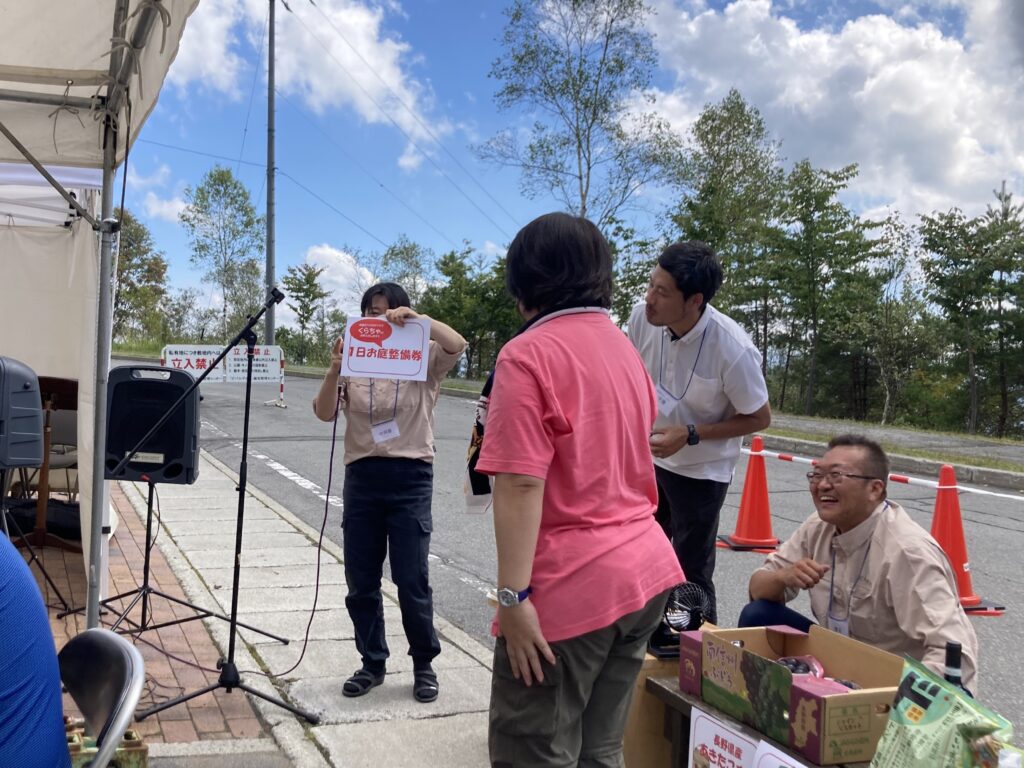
[806,470,879,485]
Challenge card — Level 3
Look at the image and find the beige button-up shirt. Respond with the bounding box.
[336,339,466,465]
[755,500,979,691]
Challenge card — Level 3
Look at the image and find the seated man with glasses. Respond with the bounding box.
[738,434,979,692]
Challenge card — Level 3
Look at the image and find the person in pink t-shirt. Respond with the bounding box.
[477,212,684,768]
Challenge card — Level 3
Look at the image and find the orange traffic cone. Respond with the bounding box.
[718,436,779,552]
[930,465,1004,616]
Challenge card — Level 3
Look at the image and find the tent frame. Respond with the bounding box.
[0,0,164,627]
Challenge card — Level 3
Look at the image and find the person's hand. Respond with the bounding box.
[649,426,688,458]
[781,558,829,590]
[385,306,421,327]
[497,601,556,686]
[329,335,344,374]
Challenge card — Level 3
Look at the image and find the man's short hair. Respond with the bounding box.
[360,282,411,315]
[505,212,613,312]
[827,434,890,486]
[657,241,723,309]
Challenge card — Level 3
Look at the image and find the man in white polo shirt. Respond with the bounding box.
[628,241,771,623]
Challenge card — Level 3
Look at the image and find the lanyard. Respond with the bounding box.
[827,502,887,622]
[658,328,707,400]
[368,379,399,426]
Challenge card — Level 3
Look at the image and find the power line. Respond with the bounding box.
[303,0,520,230]
[237,11,269,177]
[275,89,460,250]
[136,138,388,247]
[281,2,513,240]
[277,170,389,247]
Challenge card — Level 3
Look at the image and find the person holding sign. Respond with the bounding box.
[475,213,683,767]
[627,241,771,625]
[313,282,466,703]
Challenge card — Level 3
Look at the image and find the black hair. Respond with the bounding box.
[827,434,890,488]
[505,212,612,312]
[360,282,410,315]
[657,241,723,309]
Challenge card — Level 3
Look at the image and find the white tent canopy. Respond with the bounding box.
[0,0,196,168]
[0,0,198,626]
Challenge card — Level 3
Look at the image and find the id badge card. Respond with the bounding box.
[655,382,680,417]
[371,420,400,443]
[826,614,850,636]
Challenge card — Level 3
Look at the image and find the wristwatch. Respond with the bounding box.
[686,424,700,446]
[496,585,532,607]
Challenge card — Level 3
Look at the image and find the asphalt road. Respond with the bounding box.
[190,372,1023,733]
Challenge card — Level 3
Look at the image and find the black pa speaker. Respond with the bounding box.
[0,356,44,469]
[105,366,200,484]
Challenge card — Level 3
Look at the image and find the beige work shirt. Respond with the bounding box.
[336,339,466,465]
[756,500,979,691]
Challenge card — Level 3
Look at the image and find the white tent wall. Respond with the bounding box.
[0,0,199,626]
[0,221,106,587]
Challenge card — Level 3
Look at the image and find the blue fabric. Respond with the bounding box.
[737,598,816,633]
[0,534,70,768]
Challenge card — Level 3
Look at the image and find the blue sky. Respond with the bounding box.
[130,0,1024,323]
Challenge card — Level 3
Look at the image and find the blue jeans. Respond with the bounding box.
[737,599,815,632]
[342,457,440,673]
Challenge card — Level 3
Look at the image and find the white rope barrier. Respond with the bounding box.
[742,447,1024,503]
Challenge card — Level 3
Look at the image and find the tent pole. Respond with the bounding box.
[85,123,117,629]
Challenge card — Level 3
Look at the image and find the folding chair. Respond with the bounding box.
[58,628,145,768]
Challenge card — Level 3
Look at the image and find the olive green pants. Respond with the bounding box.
[489,590,670,768]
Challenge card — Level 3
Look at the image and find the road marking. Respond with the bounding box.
[202,420,343,509]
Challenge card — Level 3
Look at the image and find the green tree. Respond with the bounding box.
[281,263,329,365]
[362,235,435,306]
[919,209,991,433]
[480,0,681,229]
[867,213,930,425]
[777,161,873,415]
[179,165,265,342]
[113,210,168,342]
[667,88,785,371]
[980,182,1024,436]
[159,287,218,344]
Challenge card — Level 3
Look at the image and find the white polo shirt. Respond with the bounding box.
[627,302,769,483]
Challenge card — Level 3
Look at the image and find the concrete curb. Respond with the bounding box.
[757,435,1024,494]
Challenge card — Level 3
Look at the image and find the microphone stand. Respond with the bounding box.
[114,288,317,723]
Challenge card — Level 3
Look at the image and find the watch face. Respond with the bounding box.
[497,589,516,607]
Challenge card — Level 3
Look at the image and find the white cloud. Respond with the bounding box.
[167,0,246,97]
[648,0,1024,219]
[256,0,451,171]
[127,164,172,190]
[143,191,186,223]
[302,243,376,316]
[481,240,506,260]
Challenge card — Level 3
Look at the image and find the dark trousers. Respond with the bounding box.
[738,599,815,632]
[654,467,729,625]
[342,457,440,673]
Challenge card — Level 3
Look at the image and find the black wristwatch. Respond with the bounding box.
[496,586,532,607]
[686,424,700,446]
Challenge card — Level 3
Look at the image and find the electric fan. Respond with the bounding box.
[648,582,711,658]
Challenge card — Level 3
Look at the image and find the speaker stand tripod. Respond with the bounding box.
[135,290,318,724]
[0,468,74,612]
[57,481,288,647]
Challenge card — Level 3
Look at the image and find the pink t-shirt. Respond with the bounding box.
[477,310,684,642]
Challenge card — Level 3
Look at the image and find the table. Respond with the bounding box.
[644,676,870,768]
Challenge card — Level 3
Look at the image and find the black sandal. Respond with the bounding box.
[413,669,439,703]
[343,668,385,698]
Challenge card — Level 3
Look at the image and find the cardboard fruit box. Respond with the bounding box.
[698,625,903,765]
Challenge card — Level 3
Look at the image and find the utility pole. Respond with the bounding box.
[265,0,276,343]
